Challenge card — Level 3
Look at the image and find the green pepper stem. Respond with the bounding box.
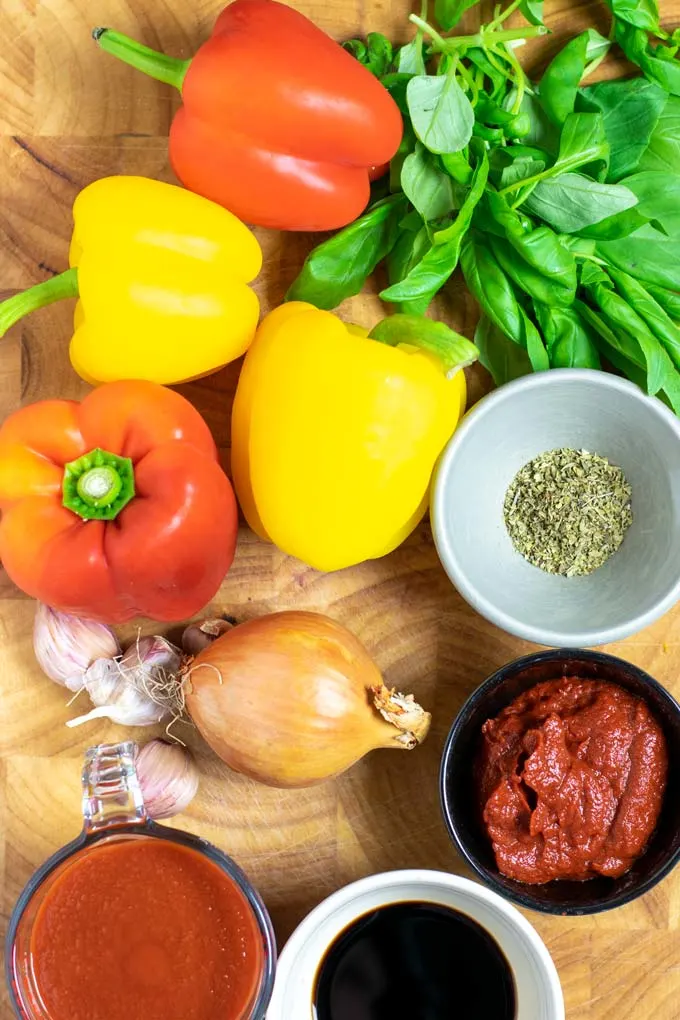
[63,449,136,521]
[93,28,190,91]
[0,267,79,338]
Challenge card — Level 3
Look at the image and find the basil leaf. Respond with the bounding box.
[489,146,549,188]
[576,205,649,240]
[440,151,473,185]
[342,39,367,63]
[365,33,394,77]
[504,112,609,201]
[483,190,577,293]
[539,31,589,127]
[520,0,544,26]
[489,221,577,305]
[369,315,478,373]
[578,78,668,182]
[286,194,407,309]
[401,142,455,222]
[474,315,532,385]
[517,92,561,156]
[467,47,509,99]
[609,267,680,370]
[584,28,612,63]
[616,23,680,97]
[647,285,680,321]
[606,0,661,34]
[343,34,393,77]
[381,73,414,115]
[500,158,546,189]
[519,306,550,374]
[390,121,417,192]
[473,122,505,143]
[582,273,673,394]
[623,171,680,236]
[432,145,488,242]
[460,234,549,371]
[407,73,475,154]
[559,235,598,256]
[380,149,488,306]
[575,299,680,409]
[489,235,570,307]
[474,97,518,127]
[435,0,479,32]
[555,112,609,180]
[524,175,637,233]
[597,225,680,291]
[386,226,433,315]
[577,300,647,372]
[474,190,533,239]
[395,37,426,75]
[400,209,424,232]
[533,302,601,369]
[638,95,680,173]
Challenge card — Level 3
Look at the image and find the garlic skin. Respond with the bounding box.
[66,635,184,728]
[136,739,200,819]
[34,603,120,693]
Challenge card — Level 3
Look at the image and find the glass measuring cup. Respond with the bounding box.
[6,741,276,1020]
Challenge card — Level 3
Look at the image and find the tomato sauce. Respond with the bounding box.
[477,678,668,884]
[28,838,264,1020]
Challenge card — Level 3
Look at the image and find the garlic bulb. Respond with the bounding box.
[182,618,234,656]
[136,739,200,819]
[66,635,184,728]
[34,603,120,693]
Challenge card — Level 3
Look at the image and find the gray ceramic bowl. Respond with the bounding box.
[431,370,680,647]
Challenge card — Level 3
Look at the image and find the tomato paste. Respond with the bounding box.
[28,839,264,1020]
[477,678,668,884]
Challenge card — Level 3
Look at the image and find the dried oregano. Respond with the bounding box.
[504,448,633,577]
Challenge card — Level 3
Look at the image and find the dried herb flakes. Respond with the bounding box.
[504,448,633,576]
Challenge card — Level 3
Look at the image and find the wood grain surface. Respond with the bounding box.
[1,1,680,1018]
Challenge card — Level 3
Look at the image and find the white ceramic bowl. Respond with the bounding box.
[266,869,564,1020]
[431,370,680,647]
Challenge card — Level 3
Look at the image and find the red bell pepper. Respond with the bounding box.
[0,381,238,623]
[93,0,403,232]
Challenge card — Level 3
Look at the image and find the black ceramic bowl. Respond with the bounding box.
[440,649,680,915]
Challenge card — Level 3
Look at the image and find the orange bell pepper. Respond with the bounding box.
[0,381,237,623]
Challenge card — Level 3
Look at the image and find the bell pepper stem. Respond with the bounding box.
[369,315,478,377]
[93,28,190,91]
[63,449,136,521]
[0,267,79,338]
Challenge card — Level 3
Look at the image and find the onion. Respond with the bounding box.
[184,611,431,788]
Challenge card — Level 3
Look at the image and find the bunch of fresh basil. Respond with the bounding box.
[287,0,680,410]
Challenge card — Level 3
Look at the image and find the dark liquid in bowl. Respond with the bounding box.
[313,901,516,1020]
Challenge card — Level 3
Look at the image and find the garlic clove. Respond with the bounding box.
[33,604,120,693]
[135,739,200,819]
[121,635,183,676]
[66,636,185,729]
[182,619,235,657]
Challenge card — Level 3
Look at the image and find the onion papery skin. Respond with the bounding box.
[184,611,430,788]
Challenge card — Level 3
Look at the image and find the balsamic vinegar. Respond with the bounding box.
[314,901,516,1020]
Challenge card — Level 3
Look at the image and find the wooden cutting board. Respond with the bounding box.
[1,1,679,1017]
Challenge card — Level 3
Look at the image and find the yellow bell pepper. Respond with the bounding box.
[0,176,262,385]
[231,303,474,572]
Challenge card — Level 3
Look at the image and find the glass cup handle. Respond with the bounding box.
[82,740,148,833]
